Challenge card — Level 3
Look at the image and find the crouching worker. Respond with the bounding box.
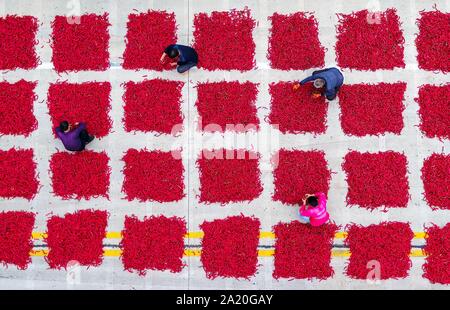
[55,121,94,152]
[161,44,198,73]
[294,67,344,101]
[299,192,330,227]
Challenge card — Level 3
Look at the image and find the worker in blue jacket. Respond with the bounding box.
[161,44,198,73]
[297,67,344,100]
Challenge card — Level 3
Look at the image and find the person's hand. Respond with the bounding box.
[292,83,300,91]
[170,62,177,67]
[160,53,166,64]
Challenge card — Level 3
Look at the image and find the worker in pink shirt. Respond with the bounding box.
[299,192,330,227]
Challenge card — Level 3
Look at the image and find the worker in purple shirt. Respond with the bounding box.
[160,44,198,73]
[55,121,94,152]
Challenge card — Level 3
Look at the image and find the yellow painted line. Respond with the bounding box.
[185,231,204,239]
[259,231,275,238]
[334,232,348,239]
[32,232,47,240]
[184,249,201,257]
[258,249,274,257]
[29,249,426,258]
[106,232,122,239]
[414,232,427,239]
[30,250,48,256]
[30,231,427,240]
[104,249,121,257]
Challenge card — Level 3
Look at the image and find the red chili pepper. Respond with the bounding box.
[0,211,35,270]
[345,222,414,280]
[273,149,331,205]
[273,221,338,280]
[0,148,39,200]
[268,12,325,70]
[50,151,110,200]
[193,8,255,71]
[421,153,450,210]
[0,15,38,70]
[339,83,407,136]
[121,215,186,275]
[0,80,37,136]
[416,10,450,73]
[201,215,260,279]
[123,10,177,70]
[196,81,259,132]
[45,210,108,269]
[423,224,450,284]
[336,9,405,70]
[342,151,409,210]
[197,149,262,204]
[122,149,185,202]
[269,82,327,134]
[416,84,450,140]
[123,79,183,134]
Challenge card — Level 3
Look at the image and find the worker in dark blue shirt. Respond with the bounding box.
[297,67,344,100]
[161,44,198,73]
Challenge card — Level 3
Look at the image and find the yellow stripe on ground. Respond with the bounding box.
[106,232,122,239]
[31,231,427,240]
[334,232,348,239]
[29,249,426,257]
[185,231,204,239]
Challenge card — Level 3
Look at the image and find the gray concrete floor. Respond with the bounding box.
[0,0,449,289]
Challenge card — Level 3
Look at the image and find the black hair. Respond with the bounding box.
[166,46,179,59]
[59,121,69,132]
[306,196,319,207]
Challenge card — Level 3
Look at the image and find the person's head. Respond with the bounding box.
[166,47,179,59]
[59,121,70,132]
[313,78,325,89]
[306,195,319,207]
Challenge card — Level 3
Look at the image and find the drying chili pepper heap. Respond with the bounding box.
[421,153,450,210]
[422,224,450,284]
[193,8,255,71]
[197,149,262,204]
[196,81,259,132]
[415,10,450,73]
[123,10,177,70]
[273,149,331,205]
[45,210,108,269]
[268,12,325,70]
[122,149,185,202]
[0,15,38,70]
[123,79,184,134]
[338,83,406,136]
[50,151,111,200]
[342,151,409,210]
[273,221,338,280]
[51,13,110,72]
[47,82,112,138]
[200,215,260,279]
[345,222,414,280]
[269,82,327,134]
[0,148,39,200]
[335,9,405,70]
[0,211,35,270]
[121,215,187,276]
[0,80,37,136]
[416,84,450,140]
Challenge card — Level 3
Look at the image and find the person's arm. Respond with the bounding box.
[55,126,63,139]
[73,122,86,135]
[300,205,315,217]
[300,75,316,85]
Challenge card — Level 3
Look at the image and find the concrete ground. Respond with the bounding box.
[0,0,448,289]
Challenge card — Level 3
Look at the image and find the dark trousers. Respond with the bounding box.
[177,62,197,73]
[79,129,94,150]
